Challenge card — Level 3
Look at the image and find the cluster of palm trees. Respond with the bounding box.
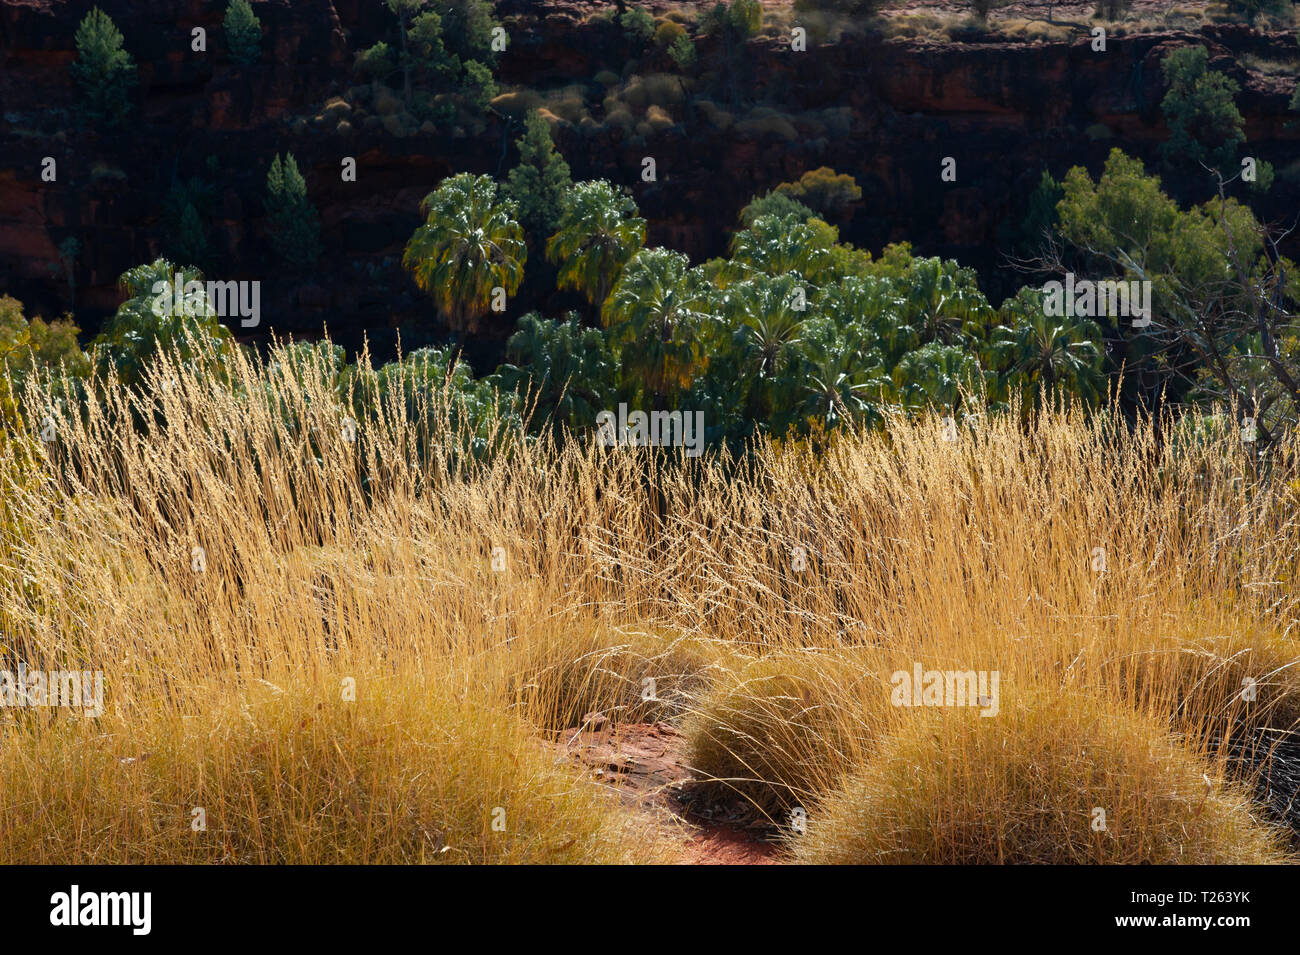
[400,171,1108,444]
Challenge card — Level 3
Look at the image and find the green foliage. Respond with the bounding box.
[1054,148,1299,433]
[70,7,137,126]
[438,0,500,65]
[403,173,527,335]
[1056,149,1259,292]
[372,346,520,459]
[356,41,397,80]
[991,287,1105,407]
[702,0,763,39]
[604,248,712,406]
[364,1,486,113]
[727,0,763,37]
[265,154,322,269]
[459,59,496,113]
[409,10,448,61]
[546,181,646,310]
[739,191,814,227]
[494,312,617,433]
[92,259,234,389]
[667,34,697,71]
[0,296,90,394]
[1246,158,1274,193]
[772,167,863,219]
[655,20,687,47]
[898,256,993,345]
[892,342,985,413]
[504,110,574,238]
[729,213,836,282]
[1160,46,1245,173]
[223,0,263,66]
[381,1,460,105]
[718,273,817,425]
[619,7,656,45]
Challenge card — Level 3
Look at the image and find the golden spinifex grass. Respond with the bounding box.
[0,336,1298,863]
[790,686,1292,865]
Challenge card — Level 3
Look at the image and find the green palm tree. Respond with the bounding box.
[729,213,833,280]
[800,344,890,428]
[904,257,992,345]
[546,180,645,312]
[93,257,232,387]
[993,288,1105,406]
[493,311,617,434]
[403,173,527,336]
[820,275,914,365]
[720,273,808,380]
[603,248,711,409]
[892,341,986,414]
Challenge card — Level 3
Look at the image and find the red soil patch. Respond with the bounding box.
[549,718,780,864]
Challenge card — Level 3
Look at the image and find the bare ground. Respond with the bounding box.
[548,719,781,864]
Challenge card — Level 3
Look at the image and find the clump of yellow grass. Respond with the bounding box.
[790,685,1290,864]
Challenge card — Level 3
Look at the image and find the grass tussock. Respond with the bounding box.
[684,648,893,818]
[2,336,1300,863]
[500,622,725,731]
[0,668,677,864]
[792,686,1290,865]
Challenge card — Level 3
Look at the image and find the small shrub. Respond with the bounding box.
[373,86,401,116]
[734,111,799,142]
[668,35,697,71]
[644,104,675,133]
[619,7,656,45]
[694,99,734,130]
[322,96,351,121]
[655,20,687,46]
[382,112,408,137]
[773,166,862,216]
[1094,0,1132,18]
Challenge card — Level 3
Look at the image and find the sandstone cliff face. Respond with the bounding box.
[1,0,1296,358]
